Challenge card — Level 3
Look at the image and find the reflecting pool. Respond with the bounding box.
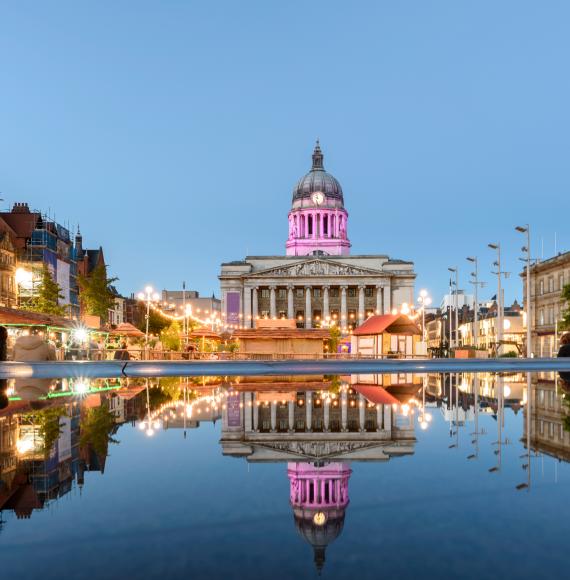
[1,372,570,579]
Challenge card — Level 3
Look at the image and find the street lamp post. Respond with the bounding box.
[417,289,432,343]
[448,267,459,348]
[515,225,532,358]
[488,244,503,355]
[137,285,160,354]
[466,257,485,349]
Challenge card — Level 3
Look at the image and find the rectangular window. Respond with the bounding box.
[330,309,339,320]
[296,310,304,320]
[560,274,565,291]
[539,280,544,295]
[348,288,356,297]
[365,287,373,297]
[313,288,321,298]
[329,288,339,298]
[278,310,287,319]
[348,309,356,321]
[539,309,544,325]
[278,288,286,300]
[313,309,322,322]
[296,288,304,298]
[260,310,269,318]
[548,278,554,293]
[261,288,270,299]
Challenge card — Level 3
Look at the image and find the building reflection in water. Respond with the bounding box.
[220,375,417,571]
[2,372,570,566]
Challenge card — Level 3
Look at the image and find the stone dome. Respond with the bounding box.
[292,141,344,204]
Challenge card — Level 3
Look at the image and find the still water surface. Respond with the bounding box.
[1,372,569,579]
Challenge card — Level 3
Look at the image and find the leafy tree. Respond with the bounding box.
[23,264,66,316]
[23,406,67,454]
[560,284,570,331]
[139,307,169,335]
[78,263,118,321]
[161,321,181,351]
[327,325,341,354]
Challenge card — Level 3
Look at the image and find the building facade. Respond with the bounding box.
[521,251,570,357]
[219,143,416,331]
[0,203,80,317]
[0,218,17,308]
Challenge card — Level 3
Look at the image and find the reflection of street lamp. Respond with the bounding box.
[417,289,432,342]
[516,225,532,358]
[137,286,160,349]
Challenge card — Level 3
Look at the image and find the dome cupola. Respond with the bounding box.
[286,141,351,256]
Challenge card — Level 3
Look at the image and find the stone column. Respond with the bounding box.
[244,287,252,328]
[253,395,259,431]
[270,401,277,432]
[288,400,295,432]
[287,285,295,319]
[341,388,348,431]
[384,280,392,314]
[358,394,365,432]
[324,399,330,431]
[358,285,365,323]
[376,285,383,315]
[340,286,347,329]
[244,393,252,431]
[305,286,312,329]
[252,287,259,326]
[269,285,277,319]
[306,391,312,431]
[323,285,330,321]
[376,404,383,431]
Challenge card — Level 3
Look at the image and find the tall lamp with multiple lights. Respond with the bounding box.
[515,225,532,358]
[138,286,160,348]
[488,243,504,354]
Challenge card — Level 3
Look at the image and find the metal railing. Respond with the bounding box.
[1,357,570,380]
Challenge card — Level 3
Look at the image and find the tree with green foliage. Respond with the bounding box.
[23,406,67,454]
[139,307,169,335]
[78,263,118,321]
[560,284,570,331]
[327,325,341,354]
[23,264,66,316]
[161,321,181,351]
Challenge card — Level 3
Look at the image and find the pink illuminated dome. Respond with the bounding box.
[288,462,352,573]
[286,141,351,257]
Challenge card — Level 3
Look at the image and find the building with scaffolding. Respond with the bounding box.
[0,203,80,317]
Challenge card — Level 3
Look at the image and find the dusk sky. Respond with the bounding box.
[1,1,569,306]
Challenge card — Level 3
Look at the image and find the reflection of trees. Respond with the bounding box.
[80,406,118,457]
[148,379,200,410]
[22,406,67,454]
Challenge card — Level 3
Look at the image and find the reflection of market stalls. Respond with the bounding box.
[351,372,423,403]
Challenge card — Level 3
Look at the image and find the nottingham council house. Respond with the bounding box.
[219,142,416,331]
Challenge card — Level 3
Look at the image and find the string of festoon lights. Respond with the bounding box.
[143,294,420,334]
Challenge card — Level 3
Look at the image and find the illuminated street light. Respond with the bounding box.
[515,225,532,358]
[417,289,432,342]
[138,285,159,350]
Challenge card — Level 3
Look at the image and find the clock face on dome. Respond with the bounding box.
[313,511,327,526]
[312,192,324,206]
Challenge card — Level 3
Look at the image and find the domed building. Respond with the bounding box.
[219,142,415,331]
[286,141,351,257]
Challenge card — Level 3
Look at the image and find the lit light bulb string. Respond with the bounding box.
[146,301,223,329]
[139,384,430,433]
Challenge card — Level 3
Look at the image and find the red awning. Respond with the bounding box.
[351,384,400,406]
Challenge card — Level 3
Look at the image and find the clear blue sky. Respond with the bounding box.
[1,1,569,306]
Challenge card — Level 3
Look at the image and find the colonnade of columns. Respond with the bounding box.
[240,282,392,328]
[243,392,392,434]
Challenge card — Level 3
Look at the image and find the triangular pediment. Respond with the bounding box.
[250,258,382,278]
